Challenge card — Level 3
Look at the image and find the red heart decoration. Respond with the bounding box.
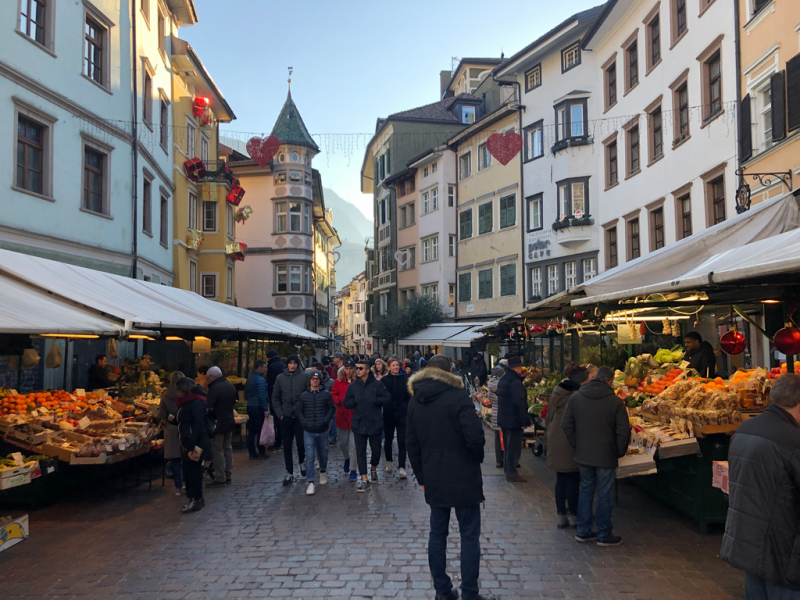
[246,135,281,167]
[486,132,523,166]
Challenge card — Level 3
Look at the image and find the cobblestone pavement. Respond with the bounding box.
[1,431,744,599]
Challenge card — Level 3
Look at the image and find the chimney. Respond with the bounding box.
[440,70,452,100]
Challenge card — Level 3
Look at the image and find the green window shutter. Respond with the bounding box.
[787,54,800,132]
[386,148,391,174]
[459,210,472,239]
[500,195,516,229]
[500,264,516,296]
[771,71,786,142]
[458,273,471,302]
[479,203,492,234]
[478,269,492,299]
[739,94,752,162]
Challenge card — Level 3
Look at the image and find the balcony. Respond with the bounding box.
[378,223,391,244]
[552,217,594,247]
[551,135,592,155]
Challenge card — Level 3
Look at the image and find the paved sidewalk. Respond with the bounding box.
[0,431,743,599]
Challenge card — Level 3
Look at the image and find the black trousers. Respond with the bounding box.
[269,399,283,448]
[503,429,523,477]
[353,432,382,476]
[182,458,203,500]
[494,430,504,466]
[384,418,406,468]
[246,406,266,457]
[555,471,580,515]
[280,416,305,474]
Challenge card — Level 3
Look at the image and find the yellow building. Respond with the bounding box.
[170,38,236,302]
[738,0,800,206]
[313,177,341,340]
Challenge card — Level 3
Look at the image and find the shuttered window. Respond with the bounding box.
[459,209,473,240]
[786,54,800,132]
[458,273,471,302]
[739,94,752,162]
[478,201,493,234]
[478,269,492,299]
[500,264,516,297]
[499,194,516,229]
[771,71,786,142]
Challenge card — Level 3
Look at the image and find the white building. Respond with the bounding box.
[0,0,195,281]
[582,0,738,270]
[494,7,604,304]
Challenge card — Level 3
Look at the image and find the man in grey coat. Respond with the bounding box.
[273,354,311,485]
[562,366,631,546]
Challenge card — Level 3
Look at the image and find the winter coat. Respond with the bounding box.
[266,356,285,400]
[343,372,391,435]
[406,367,485,508]
[87,364,111,390]
[372,359,389,381]
[561,380,631,468]
[467,356,488,386]
[545,381,580,473]
[245,371,269,411]
[206,377,237,436]
[497,368,530,430]
[487,368,504,431]
[175,393,212,460]
[686,341,718,378]
[272,368,311,420]
[324,364,338,381]
[381,372,410,423]
[157,384,181,460]
[331,368,354,430]
[320,370,335,393]
[720,405,800,590]
[297,387,336,434]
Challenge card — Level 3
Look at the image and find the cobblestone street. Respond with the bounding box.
[1,432,744,600]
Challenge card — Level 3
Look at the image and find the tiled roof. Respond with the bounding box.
[270,91,319,151]
[388,93,481,122]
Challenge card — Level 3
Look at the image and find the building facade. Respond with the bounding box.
[389,168,419,308]
[334,271,370,354]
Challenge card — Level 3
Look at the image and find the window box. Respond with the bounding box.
[551,135,591,154]
[553,218,594,247]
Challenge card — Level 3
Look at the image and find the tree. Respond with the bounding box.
[372,294,446,345]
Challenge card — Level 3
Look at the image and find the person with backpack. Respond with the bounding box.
[174,377,212,513]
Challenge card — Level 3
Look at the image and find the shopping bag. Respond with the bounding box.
[45,342,62,369]
[260,416,275,447]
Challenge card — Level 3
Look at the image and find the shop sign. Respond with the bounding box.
[525,230,554,261]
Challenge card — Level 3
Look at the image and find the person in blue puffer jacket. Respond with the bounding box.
[245,360,270,459]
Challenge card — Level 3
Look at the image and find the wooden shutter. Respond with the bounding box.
[771,71,786,142]
[739,93,752,162]
[386,148,391,174]
[786,53,800,132]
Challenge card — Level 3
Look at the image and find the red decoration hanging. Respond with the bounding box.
[246,135,281,167]
[183,158,207,182]
[720,329,747,355]
[574,311,584,321]
[639,322,647,336]
[774,324,800,356]
[234,242,247,261]
[486,131,523,166]
[226,184,245,206]
[192,96,209,117]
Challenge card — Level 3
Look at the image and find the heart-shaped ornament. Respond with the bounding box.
[246,135,281,167]
[486,132,523,166]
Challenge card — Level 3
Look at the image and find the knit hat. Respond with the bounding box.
[309,370,322,380]
[287,354,300,365]
[507,356,523,368]
[333,352,345,360]
[266,349,279,359]
[427,355,451,372]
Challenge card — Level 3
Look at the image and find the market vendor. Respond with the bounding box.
[684,332,718,378]
[86,354,112,390]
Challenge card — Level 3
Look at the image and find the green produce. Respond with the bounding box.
[654,345,685,364]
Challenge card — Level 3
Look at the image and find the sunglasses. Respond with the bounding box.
[356,367,367,371]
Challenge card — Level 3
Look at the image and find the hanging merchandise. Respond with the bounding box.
[183,158,207,182]
[574,311,584,321]
[192,97,209,117]
[246,135,281,167]
[226,242,247,261]
[187,229,204,250]
[720,329,747,355]
[108,338,118,360]
[662,318,672,335]
[671,320,681,337]
[234,205,253,223]
[639,322,647,336]
[45,342,63,369]
[773,323,800,356]
[226,183,245,206]
[486,132,523,165]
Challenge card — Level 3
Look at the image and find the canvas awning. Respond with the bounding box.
[398,322,492,347]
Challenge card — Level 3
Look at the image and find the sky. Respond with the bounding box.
[182,0,604,221]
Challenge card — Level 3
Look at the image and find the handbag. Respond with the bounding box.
[205,407,218,437]
[260,416,275,447]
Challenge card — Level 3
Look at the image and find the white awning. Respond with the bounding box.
[398,322,492,347]
[442,323,492,347]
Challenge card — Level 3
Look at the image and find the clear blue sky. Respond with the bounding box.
[183,0,604,221]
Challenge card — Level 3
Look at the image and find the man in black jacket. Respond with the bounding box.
[381,357,410,479]
[273,354,311,486]
[721,374,800,596]
[407,355,495,600]
[684,332,718,378]
[562,366,631,546]
[497,356,530,482]
[265,350,285,450]
[343,359,390,492]
[467,353,488,387]
[297,371,335,496]
[206,366,238,488]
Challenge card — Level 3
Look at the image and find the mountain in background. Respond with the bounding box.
[323,187,373,287]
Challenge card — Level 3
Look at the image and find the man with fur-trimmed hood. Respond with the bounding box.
[407,355,494,600]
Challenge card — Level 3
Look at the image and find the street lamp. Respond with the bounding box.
[735,168,793,214]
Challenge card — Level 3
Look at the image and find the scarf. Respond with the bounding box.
[176,391,206,410]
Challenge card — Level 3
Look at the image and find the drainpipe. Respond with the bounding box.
[734,0,743,168]
[130,1,140,278]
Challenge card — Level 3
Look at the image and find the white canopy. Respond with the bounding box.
[0,250,324,340]
[398,322,492,348]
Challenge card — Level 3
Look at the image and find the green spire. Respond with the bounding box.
[270,91,319,152]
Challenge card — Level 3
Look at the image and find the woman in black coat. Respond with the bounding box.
[381,358,410,478]
[174,378,212,513]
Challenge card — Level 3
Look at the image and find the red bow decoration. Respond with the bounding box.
[246,136,281,168]
[486,132,523,166]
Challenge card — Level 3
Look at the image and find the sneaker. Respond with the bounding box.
[597,535,623,547]
[329,438,337,446]
[356,479,367,493]
[398,468,407,480]
[181,499,198,513]
[370,469,378,483]
[349,471,357,482]
[557,514,569,529]
[174,490,182,496]
[206,480,226,489]
[385,461,393,474]
[575,532,598,543]
[282,473,293,486]
[306,482,315,496]
[319,472,328,485]
[567,514,578,528]
[434,589,459,600]
[343,459,350,473]
[300,467,307,478]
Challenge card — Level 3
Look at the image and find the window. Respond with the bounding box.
[627,125,640,175]
[292,152,299,163]
[672,0,687,43]
[160,98,169,150]
[16,115,45,195]
[606,139,619,187]
[201,136,209,164]
[650,207,665,251]
[500,264,516,297]
[377,197,388,225]
[649,106,663,161]
[499,194,516,229]
[431,187,438,211]
[20,0,47,46]
[571,183,585,216]
[400,203,415,228]
[448,185,455,207]
[570,105,584,137]
[708,176,725,225]
[459,209,473,239]
[398,246,416,271]
[83,147,105,214]
[160,194,168,246]
[275,202,287,232]
[422,191,430,214]
[304,203,311,234]
[761,85,773,149]
[647,13,661,70]
[530,267,542,299]
[83,17,105,85]
[186,122,196,157]
[449,235,456,257]
[423,166,429,178]
[458,273,471,302]
[203,201,216,232]
[753,0,770,14]
[525,121,544,161]
[289,170,302,182]
[289,265,302,293]
[143,72,153,125]
[379,292,389,316]
[422,236,439,262]
[431,162,438,174]
[227,203,234,238]
[462,106,475,124]
[628,218,641,260]
[703,51,722,120]
[525,64,542,92]
[188,192,199,230]
[304,266,311,294]
[562,42,581,72]
[449,284,455,307]
[527,195,543,231]
[459,152,471,180]
[564,261,577,289]
[582,258,597,281]
[142,179,152,234]
[201,274,217,299]
[422,283,438,300]
[478,143,492,170]
[478,201,493,235]
[626,40,639,92]
[678,193,692,238]
[672,80,690,142]
[606,227,618,269]
[606,62,617,108]
[189,260,197,293]
[478,269,493,300]
[276,265,287,292]
[289,202,302,232]
[556,179,589,219]
[554,100,587,142]
[547,265,559,295]
[157,8,166,55]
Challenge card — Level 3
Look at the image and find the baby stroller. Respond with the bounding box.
[529,407,547,457]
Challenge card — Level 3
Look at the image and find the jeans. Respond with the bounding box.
[353,432,381,476]
[182,457,203,500]
[337,427,354,464]
[429,504,481,600]
[555,471,580,515]
[494,430,503,466]
[246,406,267,457]
[577,465,616,539]
[170,457,182,490]
[303,431,329,482]
[384,418,406,468]
[280,416,305,474]
[329,418,338,443]
[503,429,523,477]
[746,573,800,600]
[211,431,233,483]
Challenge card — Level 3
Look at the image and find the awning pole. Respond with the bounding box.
[237,339,243,377]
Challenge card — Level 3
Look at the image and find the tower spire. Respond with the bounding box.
[287,66,293,98]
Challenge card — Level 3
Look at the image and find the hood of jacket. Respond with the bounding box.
[577,379,614,400]
[408,368,464,404]
[336,366,355,383]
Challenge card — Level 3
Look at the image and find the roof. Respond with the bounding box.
[388,93,482,123]
[172,38,235,122]
[495,4,605,75]
[271,91,319,152]
[447,103,517,147]
[398,322,493,348]
[581,0,622,50]
[445,58,504,94]
[165,0,197,26]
